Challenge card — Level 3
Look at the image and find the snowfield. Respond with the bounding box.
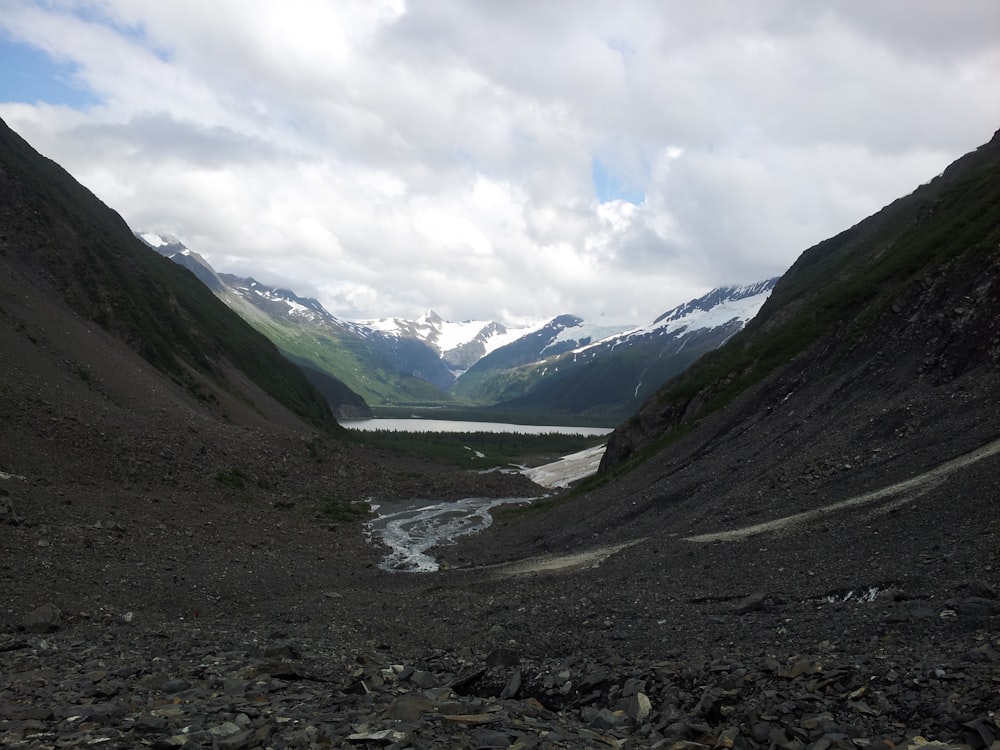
[523,444,607,489]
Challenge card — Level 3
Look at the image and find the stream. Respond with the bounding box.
[367,443,610,572]
[367,496,533,572]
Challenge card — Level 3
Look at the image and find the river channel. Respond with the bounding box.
[347,418,611,572]
[367,496,533,572]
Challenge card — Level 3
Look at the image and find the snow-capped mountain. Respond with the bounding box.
[137,232,454,405]
[451,314,632,393]
[361,311,546,375]
[454,279,779,422]
[140,232,226,292]
[139,230,777,422]
[583,279,777,353]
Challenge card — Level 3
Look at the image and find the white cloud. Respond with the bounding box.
[1,0,998,326]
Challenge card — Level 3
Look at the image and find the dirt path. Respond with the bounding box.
[459,436,1000,577]
[484,539,646,578]
[686,435,1000,543]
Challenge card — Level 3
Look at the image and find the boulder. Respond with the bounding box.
[23,603,61,633]
[735,593,768,614]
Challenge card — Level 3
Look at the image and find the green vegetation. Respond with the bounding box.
[493,494,570,519]
[214,469,250,489]
[370,404,615,428]
[230,308,453,409]
[348,430,606,470]
[318,496,373,522]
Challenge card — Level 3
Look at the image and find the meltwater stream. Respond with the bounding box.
[364,438,610,572]
[367,496,534,572]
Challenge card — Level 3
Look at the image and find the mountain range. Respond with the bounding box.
[450,280,777,423]
[138,232,776,423]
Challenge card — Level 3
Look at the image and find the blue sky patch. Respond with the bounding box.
[592,157,645,205]
[0,37,98,108]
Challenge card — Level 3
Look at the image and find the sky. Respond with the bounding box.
[1,1,998,327]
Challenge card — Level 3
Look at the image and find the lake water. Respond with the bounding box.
[341,418,612,436]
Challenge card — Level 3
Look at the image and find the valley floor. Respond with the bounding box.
[2,425,998,749]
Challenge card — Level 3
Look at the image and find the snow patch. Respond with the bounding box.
[524,444,607,489]
[361,312,548,357]
[139,232,167,247]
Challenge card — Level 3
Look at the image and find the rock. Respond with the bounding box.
[262,642,301,660]
[384,693,435,721]
[588,707,628,729]
[217,729,253,750]
[486,648,520,667]
[903,738,969,750]
[501,666,522,699]
[625,691,651,722]
[22,603,61,633]
[0,496,21,525]
[409,669,438,688]
[150,735,189,749]
[78,700,127,722]
[623,677,646,696]
[471,728,514,748]
[160,678,191,694]
[735,593,768,613]
[715,727,739,748]
[348,727,410,743]
[961,645,997,663]
[955,597,999,617]
[966,580,997,599]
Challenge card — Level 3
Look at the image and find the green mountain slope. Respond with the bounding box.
[487,324,741,425]
[215,279,453,408]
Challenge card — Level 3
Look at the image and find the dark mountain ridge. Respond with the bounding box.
[137,236,456,406]
[0,117,337,431]
[601,127,1000,474]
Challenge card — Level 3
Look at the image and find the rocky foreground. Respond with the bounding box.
[2,580,999,749]
[2,433,999,750]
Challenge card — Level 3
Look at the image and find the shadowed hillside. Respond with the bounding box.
[603,127,1000,474]
[0,117,337,431]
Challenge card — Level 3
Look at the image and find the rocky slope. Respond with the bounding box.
[601,128,1000,473]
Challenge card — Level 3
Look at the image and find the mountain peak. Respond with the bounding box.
[652,278,779,328]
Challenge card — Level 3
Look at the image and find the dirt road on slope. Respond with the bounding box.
[686,435,1000,543]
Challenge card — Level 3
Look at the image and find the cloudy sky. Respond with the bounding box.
[2,1,998,326]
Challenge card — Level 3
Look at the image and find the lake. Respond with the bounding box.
[340,417,612,436]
